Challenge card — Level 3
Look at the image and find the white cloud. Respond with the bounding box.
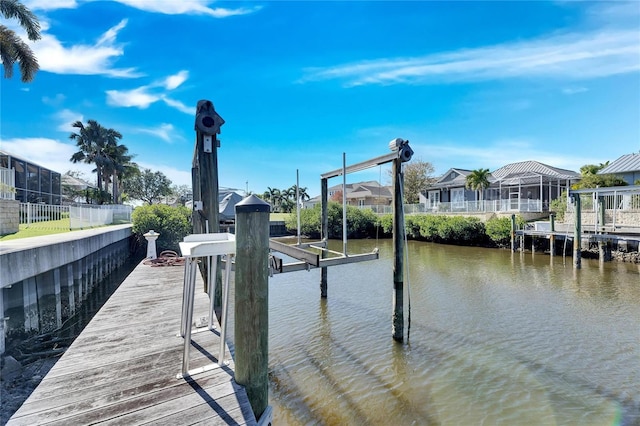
[25,19,141,77]
[0,138,95,177]
[136,123,177,142]
[112,0,261,17]
[163,70,189,90]
[106,86,159,108]
[161,97,193,115]
[24,0,79,10]
[300,29,640,87]
[410,138,599,175]
[54,109,84,132]
[562,87,589,95]
[137,161,192,187]
[42,93,66,106]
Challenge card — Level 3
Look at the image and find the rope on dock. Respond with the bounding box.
[143,250,186,267]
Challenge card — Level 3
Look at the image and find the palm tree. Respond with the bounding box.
[69,120,123,200]
[264,187,281,211]
[1,0,41,82]
[465,168,491,202]
[103,141,136,203]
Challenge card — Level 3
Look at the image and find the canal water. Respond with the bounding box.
[250,239,640,425]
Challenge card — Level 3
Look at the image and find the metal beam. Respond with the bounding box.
[269,240,319,267]
[321,152,398,179]
[272,251,380,274]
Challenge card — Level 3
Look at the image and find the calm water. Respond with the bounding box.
[236,239,640,425]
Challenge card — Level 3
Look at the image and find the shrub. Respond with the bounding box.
[132,204,191,252]
[485,215,525,247]
[286,202,380,239]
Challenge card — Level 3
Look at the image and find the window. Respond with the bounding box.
[451,188,464,208]
[428,191,440,209]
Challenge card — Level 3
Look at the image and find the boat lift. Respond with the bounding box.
[268,139,414,341]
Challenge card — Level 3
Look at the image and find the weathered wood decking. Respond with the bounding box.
[7,261,257,425]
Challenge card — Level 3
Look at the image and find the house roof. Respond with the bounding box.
[598,153,640,174]
[491,160,579,185]
[428,168,475,189]
[62,174,96,189]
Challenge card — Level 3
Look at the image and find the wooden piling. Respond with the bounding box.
[320,178,328,298]
[597,196,607,263]
[234,195,270,420]
[510,214,516,252]
[549,213,555,256]
[573,194,581,269]
[392,157,404,342]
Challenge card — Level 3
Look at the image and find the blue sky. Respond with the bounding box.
[1,0,639,198]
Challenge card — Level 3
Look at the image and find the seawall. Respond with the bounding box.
[0,225,133,354]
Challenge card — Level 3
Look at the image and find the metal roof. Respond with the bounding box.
[598,153,640,174]
[491,160,579,180]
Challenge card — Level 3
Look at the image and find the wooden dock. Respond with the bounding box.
[7,261,257,425]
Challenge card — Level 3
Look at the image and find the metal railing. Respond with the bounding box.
[0,167,16,200]
[20,202,132,230]
[360,199,544,215]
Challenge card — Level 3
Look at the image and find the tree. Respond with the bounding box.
[0,0,41,82]
[69,119,125,200]
[171,184,192,206]
[391,159,436,204]
[465,168,491,201]
[123,168,172,204]
[102,141,136,204]
[330,189,343,202]
[573,163,627,189]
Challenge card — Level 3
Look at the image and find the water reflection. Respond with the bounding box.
[263,239,640,425]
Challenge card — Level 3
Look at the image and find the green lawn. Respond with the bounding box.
[2,215,287,241]
[1,220,72,241]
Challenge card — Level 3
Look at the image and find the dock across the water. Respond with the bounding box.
[7,261,257,425]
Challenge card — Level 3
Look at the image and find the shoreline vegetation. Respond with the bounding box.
[284,202,640,263]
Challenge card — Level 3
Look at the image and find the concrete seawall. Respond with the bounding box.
[0,225,133,354]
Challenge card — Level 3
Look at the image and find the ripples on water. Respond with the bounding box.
[230,240,640,425]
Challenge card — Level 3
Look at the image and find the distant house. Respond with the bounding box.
[0,150,62,204]
[61,174,97,204]
[421,168,476,210]
[422,160,580,214]
[598,153,640,185]
[305,181,392,210]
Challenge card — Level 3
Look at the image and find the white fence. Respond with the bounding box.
[361,199,544,215]
[0,167,16,200]
[20,203,132,230]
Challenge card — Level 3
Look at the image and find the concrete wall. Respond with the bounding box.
[0,224,132,288]
[0,199,19,235]
[0,225,132,354]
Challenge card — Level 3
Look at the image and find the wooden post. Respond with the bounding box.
[191,163,203,235]
[573,194,581,269]
[549,213,555,256]
[392,157,404,342]
[597,196,606,263]
[320,177,328,298]
[510,214,516,252]
[194,100,224,305]
[234,195,270,420]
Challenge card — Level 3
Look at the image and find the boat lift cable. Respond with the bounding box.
[398,167,411,342]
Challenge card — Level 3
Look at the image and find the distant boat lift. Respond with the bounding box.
[267,150,403,274]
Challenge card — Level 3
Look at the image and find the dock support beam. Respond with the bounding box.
[510,214,516,252]
[320,178,328,298]
[234,195,270,420]
[573,194,582,269]
[392,157,404,342]
[549,213,555,256]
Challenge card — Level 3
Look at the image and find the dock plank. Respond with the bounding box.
[7,262,256,426]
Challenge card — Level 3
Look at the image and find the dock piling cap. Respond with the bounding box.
[235,194,271,213]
